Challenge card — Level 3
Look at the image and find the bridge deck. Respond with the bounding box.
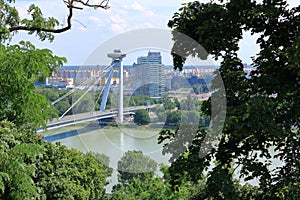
[38,105,155,132]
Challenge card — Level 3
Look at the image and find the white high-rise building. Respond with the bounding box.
[137,51,162,65]
[132,51,165,98]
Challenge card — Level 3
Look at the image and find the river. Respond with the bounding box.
[42,122,171,192]
[42,121,284,192]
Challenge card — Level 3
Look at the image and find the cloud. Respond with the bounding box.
[131,1,144,11]
[89,16,105,26]
[10,0,190,65]
[108,14,128,33]
[145,10,155,17]
[111,23,127,33]
[109,14,126,24]
[130,1,155,16]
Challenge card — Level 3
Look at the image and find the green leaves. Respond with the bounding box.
[20,4,60,41]
[0,172,9,195]
[0,120,108,199]
[0,0,108,42]
[116,150,157,185]
[0,121,43,199]
[0,41,66,129]
[1,1,59,41]
[168,1,243,70]
[134,109,151,125]
[165,0,300,198]
[111,176,194,200]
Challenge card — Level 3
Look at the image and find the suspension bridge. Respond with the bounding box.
[39,50,151,132]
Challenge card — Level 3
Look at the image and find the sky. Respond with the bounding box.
[12,0,300,66]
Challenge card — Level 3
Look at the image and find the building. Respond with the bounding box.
[50,65,129,86]
[137,51,162,65]
[131,51,165,98]
[53,65,103,84]
[187,75,206,86]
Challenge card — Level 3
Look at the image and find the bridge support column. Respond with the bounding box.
[118,59,123,124]
[107,50,126,125]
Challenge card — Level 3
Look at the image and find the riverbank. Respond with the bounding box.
[40,121,177,142]
[42,122,171,193]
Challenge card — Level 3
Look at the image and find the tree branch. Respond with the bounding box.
[72,0,110,9]
[8,0,109,34]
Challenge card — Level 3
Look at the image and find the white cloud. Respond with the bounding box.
[131,1,144,11]
[108,14,128,33]
[129,1,155,17]
[109,14,126,24]
[111,23,127,33]
[89,16,104,25]
[145,10,155,17]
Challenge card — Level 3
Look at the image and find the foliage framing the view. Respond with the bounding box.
[0,0,108,129]
[161,0,300,199]
[0,1,111,200]
[0,41,66,129]
[0,120,108,199]
[0,0,109,42]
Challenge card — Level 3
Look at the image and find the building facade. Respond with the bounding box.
[137,51,162,65]
[132,51,165,98]
[51,65,129,86]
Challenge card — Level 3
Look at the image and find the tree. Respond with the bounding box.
[116,150,157,185]
[0,42,65,129]
[134,109,151,125]
[174,97,181,109]
[91,152,113,178]
[180,95,198,111]
[153,105,166,123]
[163,97,176,110]
[37,88,107,117]
[165,110,181,126]
[0,0,109,42]
[0,120,108,199]
[110,177,192,200]
[128,95,155,107]
[110,165,207,200]
[181,110,199,125]
[54,100,71,116]
[35,87,60,102]
[161,0,300,199]
[0,1,109,129]
[0,1,111,199]
[73,91,95,114]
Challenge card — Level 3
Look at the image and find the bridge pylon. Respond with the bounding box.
[107,49,126,124]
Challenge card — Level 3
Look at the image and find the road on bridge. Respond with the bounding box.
[37,105,156,132]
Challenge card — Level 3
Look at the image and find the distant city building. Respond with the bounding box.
[137,51,162,65]
[132,51,165,98]
[42,61,219,93]
[187,75,206,86]
[171,76,190,90]
[54,65,103,84]
[50,65,129,86]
